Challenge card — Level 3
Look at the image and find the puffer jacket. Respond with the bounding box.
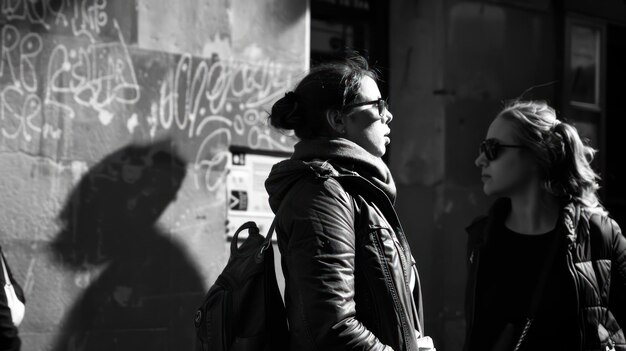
[265,139,423,351]
[465,198,626,351]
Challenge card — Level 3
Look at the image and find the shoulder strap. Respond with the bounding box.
[1,253,10,286]
[259,219,277,258]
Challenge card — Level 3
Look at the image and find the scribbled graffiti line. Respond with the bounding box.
[2,0,109,41]
[44,19,140,125]
[150,54,293,139]
[194,128,231,192]
[149,55,294,191]
[1,1,296,193]
[1,18,140,145]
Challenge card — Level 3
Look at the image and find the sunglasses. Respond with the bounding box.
[343,98,389,117]
[479,138,525,161]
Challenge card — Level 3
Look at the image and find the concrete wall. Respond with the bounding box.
[0,0,307,349]
[389,1,557,350]
[388,0,446,338]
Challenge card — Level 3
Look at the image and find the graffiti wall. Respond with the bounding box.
[0,0,307,349]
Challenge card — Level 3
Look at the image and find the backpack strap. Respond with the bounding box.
[230,221,260,254]
[510,227,563,351]
[258,219,277,259]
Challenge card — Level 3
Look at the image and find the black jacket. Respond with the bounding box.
[0,249,25,351]
[465,199,626,351]
[266,155,423,351]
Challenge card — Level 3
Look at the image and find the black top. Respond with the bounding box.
[470,224,578,351]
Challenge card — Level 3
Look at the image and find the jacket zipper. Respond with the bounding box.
[371,229,413,351]
[393,234,412,295]
[375,225,412,299]
[466,246,480,349]
[566,245,584,351]
[336,174,419,347]
[339,174,415,296]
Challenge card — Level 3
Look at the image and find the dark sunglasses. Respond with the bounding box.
[479,138,525,161]
[343,98,389,117]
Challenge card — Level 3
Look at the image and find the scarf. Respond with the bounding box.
[291,137,397,203]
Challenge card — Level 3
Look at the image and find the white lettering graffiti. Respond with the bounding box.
[1,1,295,193]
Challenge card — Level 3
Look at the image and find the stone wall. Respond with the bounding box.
[0,0,307,349]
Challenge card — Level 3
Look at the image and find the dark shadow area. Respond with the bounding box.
[605,24,626,228]
[50,140,203,351]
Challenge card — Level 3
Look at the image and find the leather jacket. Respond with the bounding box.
[465,198,626,351]
[266,158,423,351]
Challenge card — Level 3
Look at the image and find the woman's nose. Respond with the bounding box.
[384,110,393,124]
[475,152,487,168]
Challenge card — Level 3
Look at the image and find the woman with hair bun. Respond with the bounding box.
[465,100,626,351]
[265,54,435,350]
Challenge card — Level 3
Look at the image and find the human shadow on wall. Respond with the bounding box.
[50,140,203,351]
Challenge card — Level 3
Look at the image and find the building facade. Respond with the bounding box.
[1,0,625,350]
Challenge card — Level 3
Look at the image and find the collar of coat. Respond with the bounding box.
[292,137,396,203]
[465,198,586,250]
[266,137,396,209]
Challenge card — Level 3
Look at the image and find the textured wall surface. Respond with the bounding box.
[0,0,307,349]
[388,0,448,346]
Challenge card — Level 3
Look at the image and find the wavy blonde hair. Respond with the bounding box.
[497,100,604,212]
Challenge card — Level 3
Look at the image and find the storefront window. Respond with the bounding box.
[570,25,600,109]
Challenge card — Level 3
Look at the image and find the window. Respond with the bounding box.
[569,24,601,110]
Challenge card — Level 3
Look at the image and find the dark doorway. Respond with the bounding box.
[604,24,626,226]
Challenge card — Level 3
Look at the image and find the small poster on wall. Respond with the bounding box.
[226,147,291,241]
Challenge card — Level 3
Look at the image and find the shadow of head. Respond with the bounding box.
[51,140,187,268]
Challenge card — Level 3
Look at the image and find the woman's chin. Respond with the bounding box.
[375,147,386,158]
[483,185,506,198]
[482,184,496,197]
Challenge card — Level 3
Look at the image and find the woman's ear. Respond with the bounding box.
[326,110,346,135]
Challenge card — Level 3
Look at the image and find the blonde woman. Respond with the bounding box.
[465,100,626,351]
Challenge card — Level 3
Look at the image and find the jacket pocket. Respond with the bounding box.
[195,284,230,351]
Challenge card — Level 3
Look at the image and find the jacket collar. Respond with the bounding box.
[266,138,397,213]
[291,137,396,203]
[466,198,584,248]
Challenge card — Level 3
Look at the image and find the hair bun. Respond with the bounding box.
[284,91,298,103]
[269,91,303,130]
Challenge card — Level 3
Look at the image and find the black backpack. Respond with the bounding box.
[193,221,288,351]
